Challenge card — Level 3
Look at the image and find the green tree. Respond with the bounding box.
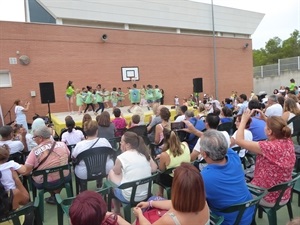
[281,30,300,57]
[253,29,300,66]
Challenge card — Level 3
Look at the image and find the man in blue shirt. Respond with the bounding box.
[200,130,254,225]
[237,94,249,115]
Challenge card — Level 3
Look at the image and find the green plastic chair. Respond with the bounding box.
[55,187,110,225]
[217,121,233,135]
[29,164,74,221]
[287,115,300,144]
[108,137,122,153]
[72,146,115,194]
[292,177,300,207]
[127,125,150,146]
[105,173,158,223]
[249,173,300,225]
[219,188,267,225]
[0,197,42,225]
[154,167,176,199]
[209,212,224,225]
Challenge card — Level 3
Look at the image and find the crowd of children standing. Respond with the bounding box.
[65,81,164,115]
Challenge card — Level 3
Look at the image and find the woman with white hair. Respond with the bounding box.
[26,118,55,151]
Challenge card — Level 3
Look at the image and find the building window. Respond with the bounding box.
[0,70,12,87]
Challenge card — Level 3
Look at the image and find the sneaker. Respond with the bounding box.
[45,196,56,205]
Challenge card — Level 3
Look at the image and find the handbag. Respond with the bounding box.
[136,208,168,225]
[102,213,119,225]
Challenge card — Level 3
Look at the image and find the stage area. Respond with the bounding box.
[51,105,198,135]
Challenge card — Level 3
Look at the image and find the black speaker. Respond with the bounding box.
[193,78,203,93]
[39,82,55,104]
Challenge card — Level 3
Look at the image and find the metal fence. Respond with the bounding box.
[253,56,300,78]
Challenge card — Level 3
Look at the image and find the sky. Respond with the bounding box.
[0,0,299,49]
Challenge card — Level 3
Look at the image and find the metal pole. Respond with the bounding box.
[211,0,218,100]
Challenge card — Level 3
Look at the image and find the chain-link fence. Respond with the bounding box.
[253,56,300,78]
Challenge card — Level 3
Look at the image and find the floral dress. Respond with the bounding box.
[252,138,296,203]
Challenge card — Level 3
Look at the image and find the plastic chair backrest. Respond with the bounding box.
[67,144,76,152]
[217,122,233,135]
[31,164,71,190]
[59,128,67,141]
[220,190,267,225]
[158,167,175,176]
[74,147,114,181]
[56,187,110,217]
[287,115,300,137]
[267,173,300,210]
[108,137,121,152]
[118,173,158,205]
[127,125,148,136]
[231,146,242,154]
[127,125,150,145]
[210,212,224,225]
[8,152,25,164]
[0,197,41,225]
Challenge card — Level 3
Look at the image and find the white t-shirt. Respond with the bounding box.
[0,140,24,154]
[72,138,113,179]
[61,129,84,145]
[0,160,21,190]
[193,131,230,159]
[231,129,253,157]
[175,115,185,122]
[26,133,38,151]
[117,150,152,202]
[265,103,283,117]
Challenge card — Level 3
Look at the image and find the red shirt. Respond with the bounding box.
[252,138,295,203]
[112,117,127,137]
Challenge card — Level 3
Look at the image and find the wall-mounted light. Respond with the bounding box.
[243,43,249,49]
[101,34,108,42]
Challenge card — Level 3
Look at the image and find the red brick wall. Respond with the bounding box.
[0,21,253,124]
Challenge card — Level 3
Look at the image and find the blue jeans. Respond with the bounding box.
[114,188,130,203]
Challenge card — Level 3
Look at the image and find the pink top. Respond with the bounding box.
[112,117,127,137]
[252,138,295,203]
[26,141,70,183]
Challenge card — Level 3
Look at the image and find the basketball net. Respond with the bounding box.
[131,77,137,83]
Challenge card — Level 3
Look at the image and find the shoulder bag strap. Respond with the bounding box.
[72,138,100,165]
[33,141,56,172]
[89,138,100,149]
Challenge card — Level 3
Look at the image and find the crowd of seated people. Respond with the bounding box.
[1,90,299,225]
